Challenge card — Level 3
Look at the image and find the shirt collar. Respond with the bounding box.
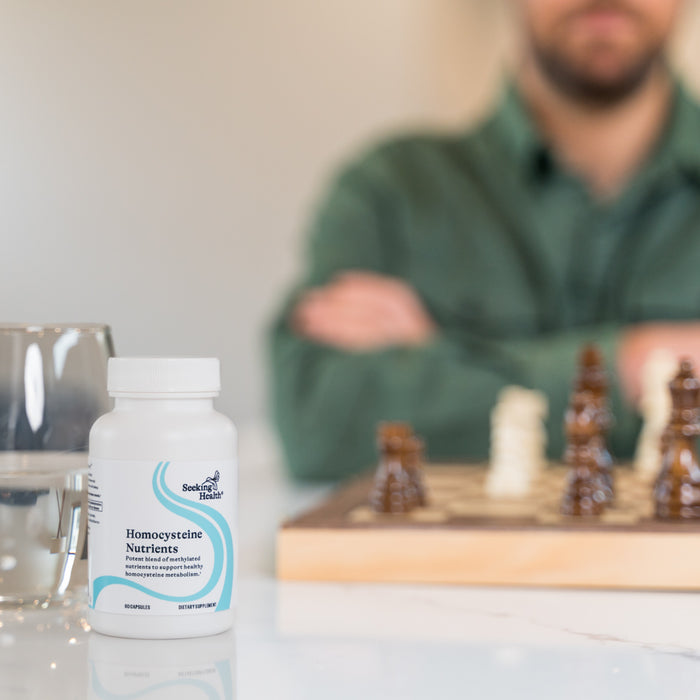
[489,77,700,185]
[489,83,550,179]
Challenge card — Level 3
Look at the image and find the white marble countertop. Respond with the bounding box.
[4,424,700,699]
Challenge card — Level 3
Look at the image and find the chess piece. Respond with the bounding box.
[561,391,610,516]
[634,349,676,481]
[370,424,419,513]
[654,359,700,520]
[574,344,615,498]
[401,434,428,506]
[377,422,413,442]
[486,386,548,498]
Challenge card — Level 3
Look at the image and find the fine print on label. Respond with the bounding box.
[88,459,236,616]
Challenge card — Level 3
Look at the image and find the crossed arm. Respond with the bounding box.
[292,269,700,406]
[292,270,436,351]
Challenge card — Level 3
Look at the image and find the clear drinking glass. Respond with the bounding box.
[0,323,113,607]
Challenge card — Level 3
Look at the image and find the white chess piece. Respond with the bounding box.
[486,386,548,498]
[634,349,676,482]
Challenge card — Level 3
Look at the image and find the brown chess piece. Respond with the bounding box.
[561,391,610,516]
[574,343,615,499]
[401,435,428,507]
[370,423,419,513]
[377,422,413,442]
[654,359,700,520]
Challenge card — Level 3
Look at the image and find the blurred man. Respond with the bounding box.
[271,0,700,480]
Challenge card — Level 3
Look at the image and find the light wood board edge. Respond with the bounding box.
[277,527,700,589]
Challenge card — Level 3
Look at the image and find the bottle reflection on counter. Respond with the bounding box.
[88,629,236,700]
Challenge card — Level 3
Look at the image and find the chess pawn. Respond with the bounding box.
[561,392,610,517]
[370,427,419,514]
[376,422,424,491]
[574,344,615,498]
[654,359,700,520]
[401,435,427,507]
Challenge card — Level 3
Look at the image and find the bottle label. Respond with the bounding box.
[88,459,236,616]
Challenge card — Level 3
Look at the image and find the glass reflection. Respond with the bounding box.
[0,603,91,699]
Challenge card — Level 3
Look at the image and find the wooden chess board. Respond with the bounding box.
[277,464,700,590]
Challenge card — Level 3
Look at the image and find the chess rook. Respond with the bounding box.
[377,421,413,442]
[487,386,548,498]
[654,359,700,520]
[370,423,420,514]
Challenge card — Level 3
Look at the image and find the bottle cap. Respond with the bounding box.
[108,357,221,397]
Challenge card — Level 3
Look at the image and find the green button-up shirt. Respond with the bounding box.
[270,80,700,480]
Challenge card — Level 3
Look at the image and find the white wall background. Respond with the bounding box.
[2,1,700,427]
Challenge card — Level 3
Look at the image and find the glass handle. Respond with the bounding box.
[52,481,86,597]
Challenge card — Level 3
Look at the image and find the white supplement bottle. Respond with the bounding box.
[88,357,236,639]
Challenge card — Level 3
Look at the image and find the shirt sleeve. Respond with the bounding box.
[268,158,639,481]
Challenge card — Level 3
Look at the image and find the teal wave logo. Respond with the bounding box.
[91,461,234,611]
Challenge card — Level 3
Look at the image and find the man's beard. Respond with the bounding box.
[532,42,664,107]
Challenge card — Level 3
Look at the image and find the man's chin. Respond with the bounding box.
[534,46,662,105]
[562,77,647,105]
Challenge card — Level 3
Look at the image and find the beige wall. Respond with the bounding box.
[2,1,700,423]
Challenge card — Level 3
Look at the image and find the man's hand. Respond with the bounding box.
[619,322,700,405]
[292,271,436,351]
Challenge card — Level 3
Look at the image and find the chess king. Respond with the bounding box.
[270,0,700,481]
